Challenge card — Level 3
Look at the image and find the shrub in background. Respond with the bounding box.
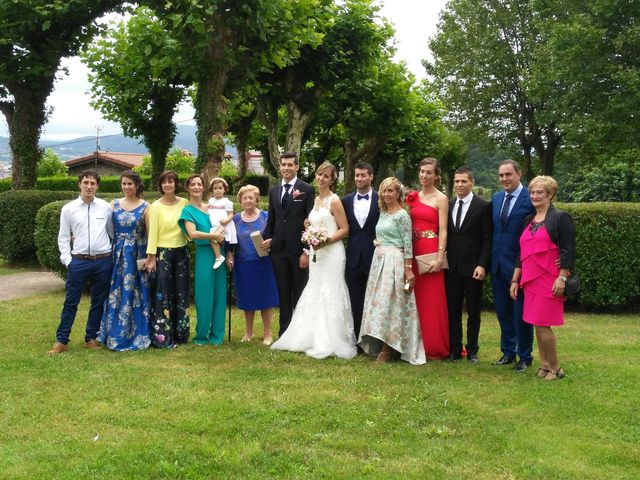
[236,174,270,196]
[0,178,11,193]
[0,190,79,262]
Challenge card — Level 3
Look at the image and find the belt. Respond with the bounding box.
[72,252,111,260]
[413,229,438,239]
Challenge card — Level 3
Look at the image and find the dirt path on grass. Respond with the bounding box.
[0,271,65,301]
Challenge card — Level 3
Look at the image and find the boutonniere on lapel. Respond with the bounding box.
[292,189,303,199]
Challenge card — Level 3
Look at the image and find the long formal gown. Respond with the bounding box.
[520,220,565,326]
[358,209,426,365]
[99,199,152,351]
[406,192,449,359]
[232,211,279,311]
[271,194,357,359]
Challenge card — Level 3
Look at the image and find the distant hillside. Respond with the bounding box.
[1,125,237,163]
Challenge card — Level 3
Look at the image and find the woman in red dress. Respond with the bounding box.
[406,158,450,359]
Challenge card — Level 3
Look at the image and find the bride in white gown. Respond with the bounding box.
[271,162,357,359]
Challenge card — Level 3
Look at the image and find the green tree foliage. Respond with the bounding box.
[144,0,324,184]
[535,0,640,156]
[36,148,67,177]
[0,0,123,189]
[135,148,195,176]
[427,0,561,180]
[83,8,187,185]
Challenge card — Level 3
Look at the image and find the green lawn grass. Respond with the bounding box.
[1,292,638,479]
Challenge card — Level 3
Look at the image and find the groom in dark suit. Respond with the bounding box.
[445,166,492,363]
[341,162,379,339]
[262,152,315,336]
[491,159,535,372]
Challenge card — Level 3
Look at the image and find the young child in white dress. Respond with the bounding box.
[208,177,237,269]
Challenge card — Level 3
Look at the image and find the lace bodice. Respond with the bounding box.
[309,194,338,237]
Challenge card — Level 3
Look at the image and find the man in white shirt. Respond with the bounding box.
[445,166,492,363]
[341,162,380,339]
[48,171,113,354]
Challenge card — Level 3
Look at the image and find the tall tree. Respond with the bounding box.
[145,0,324,183]
[83,8,188,184]
[427,0,561,179]
[0,0,123,189]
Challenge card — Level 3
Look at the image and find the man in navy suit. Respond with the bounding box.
[262,152,315,335]
[490,159,535,372]
[445,166,492,363]
[341,162,380,339]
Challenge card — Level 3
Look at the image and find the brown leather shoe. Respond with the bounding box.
[48,342,69,354]
[85,339,102,350]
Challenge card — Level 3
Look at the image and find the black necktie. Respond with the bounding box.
[455,199,463,230]
[500,193,513,227]
[282,184,292,210]
[357,193,369,201]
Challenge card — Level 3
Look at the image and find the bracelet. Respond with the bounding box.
[511,280,519,285]
[404,264,412,269]
[558,275,567,282]
[438,246,446,251]
[303,248,310,256]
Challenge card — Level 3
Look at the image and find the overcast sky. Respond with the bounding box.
[0,0,447,141]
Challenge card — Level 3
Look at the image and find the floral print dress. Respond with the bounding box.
[99,199,151,351]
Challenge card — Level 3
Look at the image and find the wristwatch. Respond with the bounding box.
[558,275,567,283]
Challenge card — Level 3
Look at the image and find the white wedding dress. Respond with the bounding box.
[271,194,357,359]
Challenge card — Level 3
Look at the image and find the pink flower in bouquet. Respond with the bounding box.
[301,225,328,262]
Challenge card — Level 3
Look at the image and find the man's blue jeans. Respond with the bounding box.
[56,256,112,344]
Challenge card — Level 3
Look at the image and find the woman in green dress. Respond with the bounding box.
[178,174,227,345]
[358,177,426,365]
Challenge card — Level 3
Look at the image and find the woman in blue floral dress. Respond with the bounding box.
[99,171,152,351]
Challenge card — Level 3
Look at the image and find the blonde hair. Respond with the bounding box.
[378,177,404,211]
[209,177,229,193]
[529,175,558,200]
[237,184,260,204]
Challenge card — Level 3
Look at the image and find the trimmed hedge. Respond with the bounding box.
[0,178,11,193]
[0,190,79,262]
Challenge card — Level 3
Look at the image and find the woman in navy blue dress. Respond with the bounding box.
[226,185,279,345]
[99,170,152,351]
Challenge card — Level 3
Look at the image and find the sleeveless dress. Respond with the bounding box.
[99,200,151,351]
[232,210,279,311]
[406,192,450,359]
[271,195,357,359]
[359,209,426,365]
[520,221,565,326]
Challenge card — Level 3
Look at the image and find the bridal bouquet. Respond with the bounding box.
[301,225,328,262]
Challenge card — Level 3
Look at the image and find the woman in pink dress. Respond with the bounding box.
[406,157,450,359]
[510,176,576,381]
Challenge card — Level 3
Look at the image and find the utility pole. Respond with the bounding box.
[94,125,102,170]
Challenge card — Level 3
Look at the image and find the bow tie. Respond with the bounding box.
[357,193,369,201]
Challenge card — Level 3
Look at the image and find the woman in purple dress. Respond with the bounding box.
[510,176,576,381]
[226,185,279,345]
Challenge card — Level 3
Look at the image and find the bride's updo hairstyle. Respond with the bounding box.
[315,161,338,192]
[378,176,404,212]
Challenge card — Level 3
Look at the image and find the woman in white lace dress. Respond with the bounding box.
[271,162,357,359]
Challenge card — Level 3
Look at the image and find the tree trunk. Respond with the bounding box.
[232,108,256,180]
[535,125,562,176]
[285,100,313,156]
[257,97,281,172]
[343,136,387,192]
[143,94,177,186]
[3,86,49,190]
[522,145,533,183]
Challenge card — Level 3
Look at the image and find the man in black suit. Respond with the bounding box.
[341,162,380,339]
[445,166,492,363]
[262,152,315,336]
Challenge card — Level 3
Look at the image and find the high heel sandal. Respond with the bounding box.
[544,367,565,381]
[241,335,253,342]
[376,345,394,363]
[536,367,550,378]
[262,337,273,346]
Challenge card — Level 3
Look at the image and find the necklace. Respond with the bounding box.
[241,209,259,221]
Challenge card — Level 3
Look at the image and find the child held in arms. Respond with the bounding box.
[208,177,237,269]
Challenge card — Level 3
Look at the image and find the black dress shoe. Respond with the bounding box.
[493,355,516,365]
[515,359,532,373]
[467,353,479,364]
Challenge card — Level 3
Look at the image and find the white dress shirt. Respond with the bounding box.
[58,196,114,266]
[452,192,474,228]
[280,177,298,201]
[353,189,373,228]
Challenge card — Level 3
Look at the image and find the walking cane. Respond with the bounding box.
[227,262,233,342]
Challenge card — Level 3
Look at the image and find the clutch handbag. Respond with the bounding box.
[415,252,449,274]
[565,272,581,296]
